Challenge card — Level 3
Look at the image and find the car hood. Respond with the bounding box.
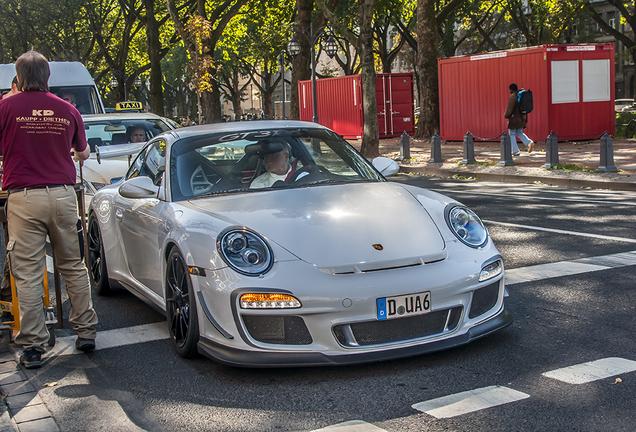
[188,182,446,270]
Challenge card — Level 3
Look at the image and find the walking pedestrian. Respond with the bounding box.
[0,50,98,369]
[504,83,534,155]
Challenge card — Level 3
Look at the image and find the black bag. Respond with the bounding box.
[517,89,533,114]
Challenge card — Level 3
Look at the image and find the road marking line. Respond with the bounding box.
[505,250,636,285]
[412,386,529,419]
[46,322,168,357]
[483,220,636,243]
[310,420,387,431]
[430,187,636,206]
[542,357,636,384]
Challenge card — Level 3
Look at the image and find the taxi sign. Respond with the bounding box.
[115,101,143,111]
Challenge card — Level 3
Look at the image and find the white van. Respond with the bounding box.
[0,61,105,114]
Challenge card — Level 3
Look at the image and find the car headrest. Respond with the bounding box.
[245,139,284,157]
[87,137,102,152]
[111,133,128,145]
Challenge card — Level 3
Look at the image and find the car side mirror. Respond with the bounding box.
[372,157,400,177]
[118,176,159,199]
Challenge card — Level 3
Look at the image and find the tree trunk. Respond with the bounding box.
[290,0,313,120]
[359,0,379,157]
[415,0,440,138]
[201,80,222,123]
[231,69,243,119]
[143,0,164,115]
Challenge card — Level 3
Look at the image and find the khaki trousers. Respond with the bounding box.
[7,185,97,352]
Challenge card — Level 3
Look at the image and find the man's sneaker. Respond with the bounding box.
[76,337,95,351]
[513,152,520,156]
[527,141,535,153]
[19,349,42,369]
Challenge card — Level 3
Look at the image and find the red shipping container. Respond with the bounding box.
[438,44,615,141]
[299,73,414,139]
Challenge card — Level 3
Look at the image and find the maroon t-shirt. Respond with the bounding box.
[0,91,87,190]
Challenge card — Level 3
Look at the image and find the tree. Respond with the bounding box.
[393,0,462,138]
[374,0,408,73]
[289,0,313,120]
[316,0,380,157]
[0,0,96,63]
[86,0,150,102]
[167,0,249,123]
[586,0,636,67]
[132,0,180,115]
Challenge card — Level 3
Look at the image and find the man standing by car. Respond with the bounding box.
[0,50,98,369]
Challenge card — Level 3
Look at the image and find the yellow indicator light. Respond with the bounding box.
[240,293,301,309]
[188,266,206,277]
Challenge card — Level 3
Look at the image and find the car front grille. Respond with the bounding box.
[242,315,313,345]
[332,306,463,347]
[468,281,500,319]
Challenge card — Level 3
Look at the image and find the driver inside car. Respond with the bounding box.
[250,142,297,189]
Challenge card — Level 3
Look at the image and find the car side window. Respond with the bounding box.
[126,139,166,186]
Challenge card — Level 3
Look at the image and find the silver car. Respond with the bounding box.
[88,121,511,366]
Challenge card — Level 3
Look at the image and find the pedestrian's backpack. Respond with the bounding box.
[517,89,533,114]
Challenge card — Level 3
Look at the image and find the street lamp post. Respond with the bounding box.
[110,70,142,101]
[287,24,338,123]
[279,52,286,120]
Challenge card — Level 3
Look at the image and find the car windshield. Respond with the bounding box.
[84,119,172,151]
[170,128,384,201]
[50,86,101,114]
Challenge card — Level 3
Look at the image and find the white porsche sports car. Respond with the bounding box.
[88,121,512,366]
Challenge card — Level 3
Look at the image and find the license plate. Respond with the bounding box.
[376,291,431,320]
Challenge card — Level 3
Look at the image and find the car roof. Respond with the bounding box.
[0,61,96,89]
[168,120,328,140]
[82,113,168,123]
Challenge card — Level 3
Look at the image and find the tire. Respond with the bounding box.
[87,215,114,296]
[165,248,199,358]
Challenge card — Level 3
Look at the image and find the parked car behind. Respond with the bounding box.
[77,111,177,209]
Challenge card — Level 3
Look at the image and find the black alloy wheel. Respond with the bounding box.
[165,248,199,358]
[87,216,113,295]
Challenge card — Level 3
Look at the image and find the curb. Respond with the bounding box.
[399,166,636,192]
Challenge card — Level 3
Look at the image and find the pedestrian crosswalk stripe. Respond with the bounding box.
[483,220,636,243]
[44,322,169,357]
[310,420,386,431]
[542,357,636,384]
[505,250,636,285]
[411,386,530,419]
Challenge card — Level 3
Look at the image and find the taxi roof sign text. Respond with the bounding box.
[115,101,143,111]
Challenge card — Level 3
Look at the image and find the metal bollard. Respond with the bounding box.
[398,131,410,161]
[461,131,476,164]
[598,132,618,172]
[497,132,516,166]
[428,133,443,163]
[541,131,559,169]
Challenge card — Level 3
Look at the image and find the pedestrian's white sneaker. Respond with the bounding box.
[527,141,535,153]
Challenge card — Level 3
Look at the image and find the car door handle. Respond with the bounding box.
[115,208,123,221]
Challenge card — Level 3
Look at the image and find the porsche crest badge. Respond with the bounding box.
[372,244,383,251]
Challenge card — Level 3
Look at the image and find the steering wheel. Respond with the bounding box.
[288,164,329,184]
[190,165,217,196]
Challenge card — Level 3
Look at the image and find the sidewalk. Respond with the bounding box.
[351,136,636,191]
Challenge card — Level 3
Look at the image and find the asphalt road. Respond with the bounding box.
[2,175,635,432]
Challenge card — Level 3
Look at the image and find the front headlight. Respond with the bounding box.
[217,228,273,276]
[445,205,488,248]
